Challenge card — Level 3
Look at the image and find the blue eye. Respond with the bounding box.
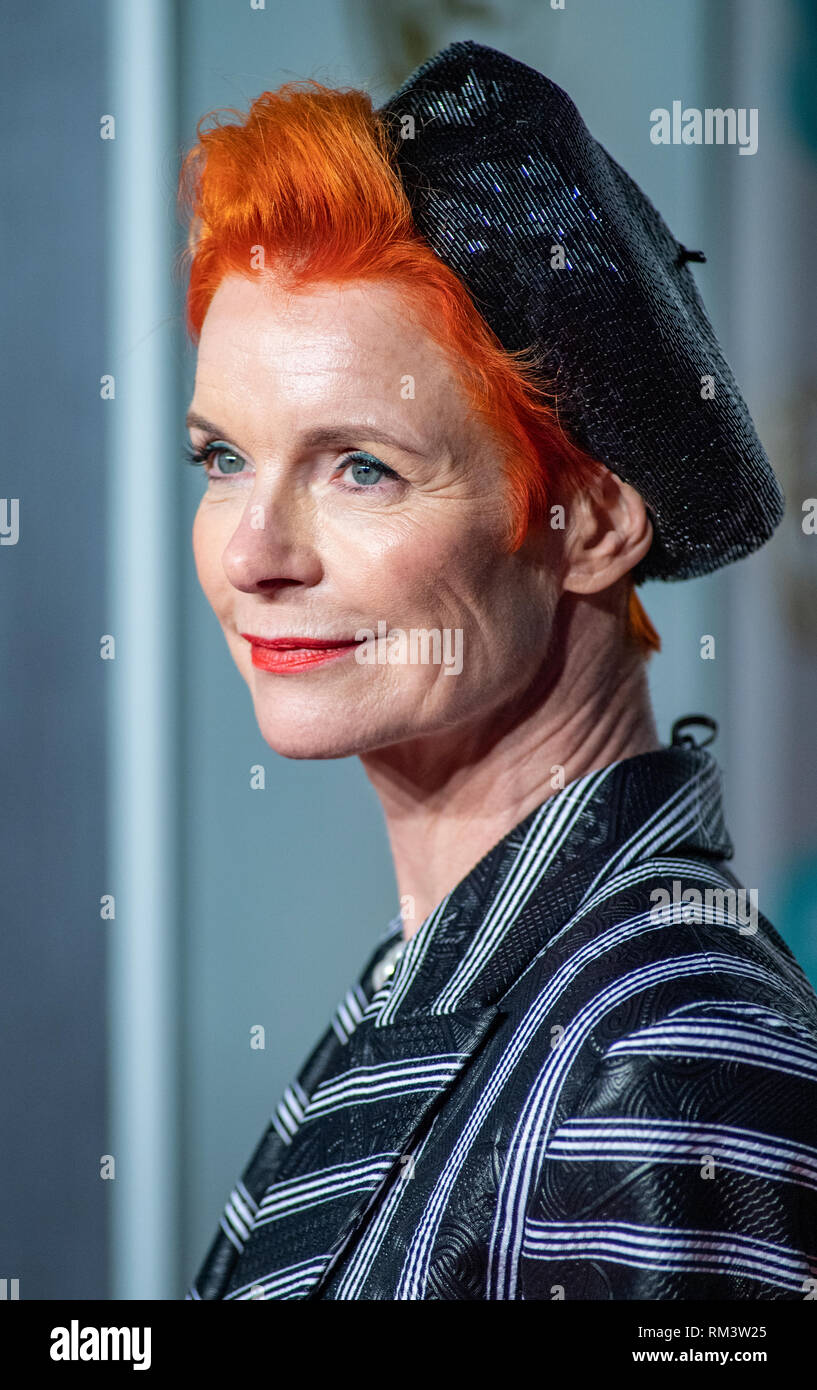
[183,441,246,475]
[182,442,402,490]
[340,452,400,489]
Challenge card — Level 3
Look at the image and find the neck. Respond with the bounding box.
[359,607,662,940]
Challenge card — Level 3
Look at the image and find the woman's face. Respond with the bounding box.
[189,273,563,759]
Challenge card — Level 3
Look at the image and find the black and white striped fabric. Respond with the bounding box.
[186,740,817,1299]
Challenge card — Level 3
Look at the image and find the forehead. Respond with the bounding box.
[193,273,459,424]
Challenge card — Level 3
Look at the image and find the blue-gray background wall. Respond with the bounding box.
[2,0,815,1300]
[1,1,109,1299]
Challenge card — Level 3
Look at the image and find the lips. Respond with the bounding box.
[239,632,363,673]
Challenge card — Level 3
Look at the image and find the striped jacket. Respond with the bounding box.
[187,735,817,1299]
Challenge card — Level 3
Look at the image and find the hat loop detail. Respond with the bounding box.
[670,714,718,748]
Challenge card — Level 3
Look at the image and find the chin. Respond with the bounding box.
[257,726,361,761]
[250,690,447,761]
[250,698,381,761]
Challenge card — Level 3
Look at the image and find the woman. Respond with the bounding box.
[181,41,817,1299]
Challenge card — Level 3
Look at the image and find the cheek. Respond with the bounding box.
[192,501,230,616]
[402,522,529,628]
[433,541,557,681]
[321,511,448,613]
[346,515,544,665]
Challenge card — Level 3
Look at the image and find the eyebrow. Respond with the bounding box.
[185,410,429,458]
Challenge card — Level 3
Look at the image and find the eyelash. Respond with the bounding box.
[183,441,403,492]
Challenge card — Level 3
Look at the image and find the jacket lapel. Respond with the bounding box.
[222,1003,502,1299]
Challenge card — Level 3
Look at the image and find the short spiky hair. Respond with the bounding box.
[177,79,659,656]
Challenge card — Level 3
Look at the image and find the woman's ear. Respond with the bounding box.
[560,469,654,595]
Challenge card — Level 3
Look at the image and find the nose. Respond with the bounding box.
[220,486,323,594]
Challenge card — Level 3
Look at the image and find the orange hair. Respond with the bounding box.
[177,80,660,657]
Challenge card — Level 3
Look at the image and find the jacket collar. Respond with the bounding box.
[304,740,734,1300]
[368,740,733,1027]
[214,735,733,1301]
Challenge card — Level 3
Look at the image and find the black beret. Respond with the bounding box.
[377,39,785,582]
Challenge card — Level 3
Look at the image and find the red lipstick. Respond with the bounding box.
[239,633,363,673]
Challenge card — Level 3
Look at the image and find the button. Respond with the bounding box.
[370,939,405,993]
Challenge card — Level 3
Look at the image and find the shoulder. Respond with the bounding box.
[488,850,817,1209]
[486,857,817,1297]
[500,851,817,1050]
